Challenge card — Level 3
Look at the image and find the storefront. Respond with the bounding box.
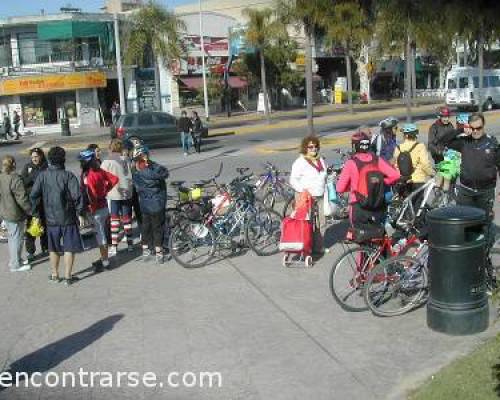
[21,91,77,126]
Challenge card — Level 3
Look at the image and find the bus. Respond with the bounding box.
[445,67,500,110]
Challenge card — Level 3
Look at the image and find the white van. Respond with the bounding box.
[445,67,500,110]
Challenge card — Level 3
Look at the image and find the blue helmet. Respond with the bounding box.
[456,113,470,125]
[132,145,149,160]
[401,123,419,136]
[78,149,96,162]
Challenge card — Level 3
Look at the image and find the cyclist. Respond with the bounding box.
[428,106,455,164]
[455,112,470,135]
[371,117,399,161]
[336,130,400,228]
[393,123,434,208]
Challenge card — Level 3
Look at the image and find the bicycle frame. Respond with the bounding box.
[394,179,437,228]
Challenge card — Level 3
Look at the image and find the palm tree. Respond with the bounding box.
[124,1,185,111]
[275,0,330,136]
[243,8,285,122]
[325,1,370,114]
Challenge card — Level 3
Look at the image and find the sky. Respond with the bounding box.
[0,0,193,18]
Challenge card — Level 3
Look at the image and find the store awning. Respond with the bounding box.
[37,21,110,40]
[179,76,247,90]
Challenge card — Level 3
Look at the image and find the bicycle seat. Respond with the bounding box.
[236,167,250,175]
[170,180,186,187]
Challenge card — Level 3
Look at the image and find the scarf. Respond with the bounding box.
[303,154,324,172]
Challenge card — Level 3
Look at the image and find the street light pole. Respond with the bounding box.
[114,13,126,115]
[199,0,210,121]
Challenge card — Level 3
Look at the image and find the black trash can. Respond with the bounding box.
[427,206,488,335]
[61,118,71,136]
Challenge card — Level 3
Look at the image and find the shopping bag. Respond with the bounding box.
[279,217,313,255]
[294,191,313,220]
[27,217,44,237]
[327,180,338,202]
[323,190,334,217]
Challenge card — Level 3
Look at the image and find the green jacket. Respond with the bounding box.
[0,172,30,222]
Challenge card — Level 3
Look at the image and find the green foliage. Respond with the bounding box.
[123,1,186,68]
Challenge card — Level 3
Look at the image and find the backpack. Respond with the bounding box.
[353,155,386,211]
[396,143,418,181]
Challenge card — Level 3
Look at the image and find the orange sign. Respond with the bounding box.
[0,71,107,95]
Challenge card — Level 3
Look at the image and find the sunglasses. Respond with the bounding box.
[307,145,318,149]
[470,126,483,132]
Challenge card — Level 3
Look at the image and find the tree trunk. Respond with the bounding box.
[304,26,314,135]
[259,49,271,122]
[345,51,354,114]
[478,34,484,111]
[411,43,417,107]
[405,34,413,122]
[154,58,162,111]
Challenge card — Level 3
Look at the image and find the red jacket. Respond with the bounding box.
[83,168,119,213]
[336,153,400,204]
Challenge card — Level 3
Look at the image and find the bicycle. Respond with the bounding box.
[363,241,429,317]
[256,162,295,213]
[169,169,282,268]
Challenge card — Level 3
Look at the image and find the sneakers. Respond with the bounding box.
[92,260,104,273]
[108,245,117,257]
[64,276,80,286]
[11,264,31,272]
[26,253,35,263]
[142,248,151,262]
[48,275,62,283]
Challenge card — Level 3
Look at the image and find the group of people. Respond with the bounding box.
[0,138,170,286]
[177,110,204,156]
[2,110,21,140]
[289,109,500,275]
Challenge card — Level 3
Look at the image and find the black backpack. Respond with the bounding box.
[353,155,386,211]
[396,143,418,181]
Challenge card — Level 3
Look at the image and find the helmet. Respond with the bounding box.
[438,106,451,117]
[78,149,96,162]
[401,123,419,136]
[456,112,470,125]
[379,116,399,130]
[132,145,149,160]
[124,137,144,150]
[351,131,371,153]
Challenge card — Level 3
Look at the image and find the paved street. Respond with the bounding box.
[0,112,499,399]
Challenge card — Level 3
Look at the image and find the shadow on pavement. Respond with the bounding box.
[0,314,124,392]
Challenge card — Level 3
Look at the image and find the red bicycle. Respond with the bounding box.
[329,231,422,312]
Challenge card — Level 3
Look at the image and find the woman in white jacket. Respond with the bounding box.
[289,135,328,255]
[101,139,133,255]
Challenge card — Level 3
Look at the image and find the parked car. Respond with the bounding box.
[110,111,178,147]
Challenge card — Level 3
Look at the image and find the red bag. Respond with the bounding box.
[279,217,313,255]
[294,191,313,220]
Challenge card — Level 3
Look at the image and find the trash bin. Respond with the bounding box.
[61,118,71,136]
[427,206,488,335]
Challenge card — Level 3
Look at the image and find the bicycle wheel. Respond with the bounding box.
[364,256,428,317]
[329,246,379,312]
[169,222,215,268]
[245,207,282,256]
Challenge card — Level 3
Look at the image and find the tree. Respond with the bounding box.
[275,0,331,135]
[243,8,285,122]
[325,1,371,114]
[124,1,185,111]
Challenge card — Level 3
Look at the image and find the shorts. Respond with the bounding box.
[92,208,110,246]
[47,224,84,253]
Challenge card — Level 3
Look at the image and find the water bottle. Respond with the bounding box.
[393,238,407,254]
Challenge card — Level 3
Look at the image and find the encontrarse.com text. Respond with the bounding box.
[0,369,222,389]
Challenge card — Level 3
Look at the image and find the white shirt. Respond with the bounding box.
[289,155,327,197]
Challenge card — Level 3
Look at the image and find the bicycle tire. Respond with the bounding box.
[169,222,216,268]
[329,246,379,312]
[364,256,428,317]
[245,207,282,256]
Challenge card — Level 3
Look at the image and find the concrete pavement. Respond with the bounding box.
[0,142,499,400]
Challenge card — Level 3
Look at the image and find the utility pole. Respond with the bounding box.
[199,0,210,121]
[114,13,126,115]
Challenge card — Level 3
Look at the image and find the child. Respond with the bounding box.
[79,149,118,272]
[132,146,169,264]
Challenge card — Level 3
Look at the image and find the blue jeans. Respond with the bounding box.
[5,220,25,270]
[181,131,192,153]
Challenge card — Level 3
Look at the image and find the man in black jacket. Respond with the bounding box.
[428,106,455,163]
[177,110,193,156]
[31,147,83,286]
[443,113,500,284]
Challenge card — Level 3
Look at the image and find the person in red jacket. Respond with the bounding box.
[336,130,400,227]
[79,149,119,272]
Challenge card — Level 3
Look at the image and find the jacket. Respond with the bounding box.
[428,120,455,162]
[444,132,500,190]
[21,161,48,194]
[133,161,169,214]
[336,153,400,204]
[101,154,133,200]
[82,168,119,213]
[177,117,192,133]
[0,172,30,222]
[290,155,328,197]
[393,140,434,184]
[31,165,83,226]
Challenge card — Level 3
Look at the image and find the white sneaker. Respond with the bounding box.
[108,246,117,257]
[15,264,31,272]
[184,152,188,157]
